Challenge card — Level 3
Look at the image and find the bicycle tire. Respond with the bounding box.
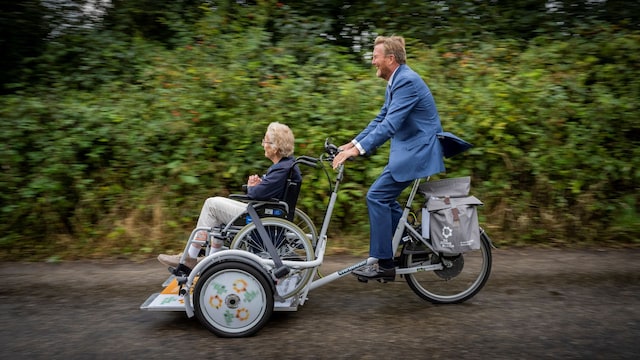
[400,229,492,304]
[193,261,274,337]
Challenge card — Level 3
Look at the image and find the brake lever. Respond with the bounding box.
[324,137,340,157]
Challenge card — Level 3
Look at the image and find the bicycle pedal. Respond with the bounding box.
[356,276,369,283]
[376,277,395,284]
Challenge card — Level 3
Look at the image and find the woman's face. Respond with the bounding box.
[262,132,278,161]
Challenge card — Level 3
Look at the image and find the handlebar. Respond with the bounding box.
[292,138,345,193]
[295,155,321,168]
[294,138,342,167]
[324,138,340,157]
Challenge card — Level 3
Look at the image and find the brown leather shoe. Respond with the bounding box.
[352,264,396,282]
[157,253,197,269]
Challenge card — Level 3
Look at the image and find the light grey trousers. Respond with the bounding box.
[196,196,248,229]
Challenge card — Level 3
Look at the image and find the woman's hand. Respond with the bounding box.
[247,174,262,187]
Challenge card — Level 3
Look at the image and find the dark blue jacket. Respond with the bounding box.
[247,156,301,200]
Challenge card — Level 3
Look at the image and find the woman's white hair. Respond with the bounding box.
[266,122,295,157]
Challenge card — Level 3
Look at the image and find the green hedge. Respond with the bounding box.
[1,14,638,259]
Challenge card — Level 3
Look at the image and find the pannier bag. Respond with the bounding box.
[419,177,483,254]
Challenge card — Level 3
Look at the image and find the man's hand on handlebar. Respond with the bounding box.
[332,145,360,169]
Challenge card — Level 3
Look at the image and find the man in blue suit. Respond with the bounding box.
[333,35,445,281]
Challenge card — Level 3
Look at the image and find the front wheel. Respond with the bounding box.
[400,229,492,304]
[193,261,274,338]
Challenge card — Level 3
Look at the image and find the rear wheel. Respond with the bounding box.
[292,208,318,248]
[193,261,274,338]
[230,218,314,299]
[400,229,492,304]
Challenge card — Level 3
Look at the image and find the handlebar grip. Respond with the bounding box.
[295,156,321,168]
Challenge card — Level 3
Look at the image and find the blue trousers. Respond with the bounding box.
[366,167,413,260]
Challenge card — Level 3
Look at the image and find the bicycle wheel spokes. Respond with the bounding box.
[230,218,315,298]
[401,234,492,304]
[292,208,318,247]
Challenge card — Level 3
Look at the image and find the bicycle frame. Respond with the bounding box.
[178,158,444,305]
[282,161,444,305]
[174,149,439,288]
[170,162,442,289]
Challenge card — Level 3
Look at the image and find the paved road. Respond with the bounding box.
[1,248,639,359]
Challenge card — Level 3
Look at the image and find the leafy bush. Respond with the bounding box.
[1,5,638,260]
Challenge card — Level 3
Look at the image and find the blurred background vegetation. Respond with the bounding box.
[1,0,638,260]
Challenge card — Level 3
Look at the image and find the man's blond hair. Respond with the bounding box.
[374,36,406,65]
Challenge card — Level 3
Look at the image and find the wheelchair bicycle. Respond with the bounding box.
[141,138,493,338]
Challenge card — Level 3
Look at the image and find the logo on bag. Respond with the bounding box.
[442,226,453,239]
[438,226,455,249]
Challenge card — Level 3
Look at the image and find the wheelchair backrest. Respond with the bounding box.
[282,165,302,221]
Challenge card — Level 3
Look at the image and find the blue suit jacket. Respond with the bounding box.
[355,64,445,182]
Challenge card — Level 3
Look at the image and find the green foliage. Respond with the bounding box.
[1,1,639,259]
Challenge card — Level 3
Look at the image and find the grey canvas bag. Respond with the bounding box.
[419,176,471,198]
[420,177,483,254]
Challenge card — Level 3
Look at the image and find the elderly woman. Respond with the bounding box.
[158,122,301,269]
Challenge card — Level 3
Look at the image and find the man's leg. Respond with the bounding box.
[367,168,412,260]
[353,168,411,281]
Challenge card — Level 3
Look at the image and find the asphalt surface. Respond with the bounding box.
[1,248,639,359]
